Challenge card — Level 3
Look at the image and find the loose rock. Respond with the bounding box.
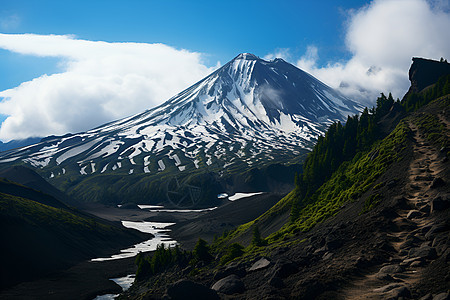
[389,286,411,298]
[269,260,298,279]
[433,292,450,300]
[166,280,219,300]
[211,274,245,295]
[408,245,437,259]
[425,223,449,240]
[420,293,433,300]
[407,210,422,219]
[214,262,246,280]
[373,283,405,293]
[378,264,403,274]
[248,258,271,272]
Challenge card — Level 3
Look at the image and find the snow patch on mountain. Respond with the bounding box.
[0,53,363,179]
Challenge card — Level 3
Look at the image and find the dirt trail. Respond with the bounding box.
[341,120,446,299]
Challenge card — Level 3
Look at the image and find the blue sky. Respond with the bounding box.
[0,0,367,91]
[0,0,449,141]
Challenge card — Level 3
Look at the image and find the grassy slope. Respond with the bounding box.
[0,179,145,289]
[214,95,448,260]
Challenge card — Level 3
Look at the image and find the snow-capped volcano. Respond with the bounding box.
[98,52,359,135]
[0,53,362,204]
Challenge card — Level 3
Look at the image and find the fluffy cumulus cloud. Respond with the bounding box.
[296,0,450,105]
[0,34,216,141]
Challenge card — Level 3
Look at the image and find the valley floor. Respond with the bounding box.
[0,256,136,300]
[0,193,280,299]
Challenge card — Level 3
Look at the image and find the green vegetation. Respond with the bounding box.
[273,119,409,238]
[211,93,412,249]
[251,225,267,247]
[193,238,213,262]
[130,61,450,286]
[45,140,307,206]
[361,194,383,214]
[135,245,189,281]
[220,243,245,265]
[221,73,449,251]
[0,191,109,232]
[299,93,397,200]
[402,74,450,112]
[413,98,450,149]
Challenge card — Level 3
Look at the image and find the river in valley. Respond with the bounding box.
[92,194,259,299]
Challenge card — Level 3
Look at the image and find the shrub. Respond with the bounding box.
[220,243,244,265]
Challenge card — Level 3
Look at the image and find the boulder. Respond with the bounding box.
[408,245,437,259]
[166,280,219,300]
[211,274,245,295]
[378,264,403,274]
[420,293,433,300]
[400,257,423,266]
[248,257,270,272]
[214,262,246,280]
[433,292,450,300]
[268,260,298,279]
[402,233,422,248]
[375,272,395,281]
[322,252,333,260]
[432,234,449,255]
[425,223,449,240]
[388,286,411,298]
[410,260,425,267]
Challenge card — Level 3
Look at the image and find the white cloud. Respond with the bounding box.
[296,45,319,72]
[296,0,450,106]
[0,34,216,141]
[263,48,292,61]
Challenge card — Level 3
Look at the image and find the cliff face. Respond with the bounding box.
[405,57,450,96]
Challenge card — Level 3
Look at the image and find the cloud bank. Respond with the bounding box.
[294,0,450,105]
[0,34,216,141]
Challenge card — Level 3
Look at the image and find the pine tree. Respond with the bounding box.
[252,225,266,246]
[193,238,212,262]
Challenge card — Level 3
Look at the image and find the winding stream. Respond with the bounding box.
[91,221,177,262]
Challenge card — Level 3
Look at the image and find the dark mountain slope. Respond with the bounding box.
[0,178,148,290]
[121,58,449,299]
[0,176,69,210]
[0,137,42,152]
[0,165,78,206]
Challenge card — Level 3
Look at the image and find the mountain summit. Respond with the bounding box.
[0,53,362,205]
